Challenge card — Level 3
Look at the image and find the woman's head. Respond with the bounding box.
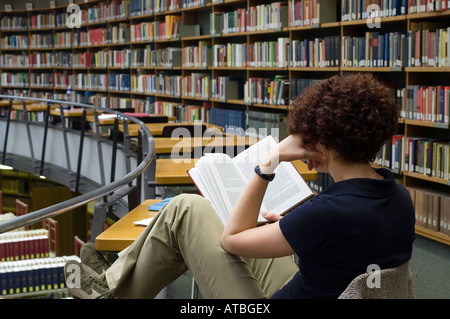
[287,73,399,164]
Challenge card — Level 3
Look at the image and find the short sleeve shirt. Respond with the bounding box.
[272,169,415,299]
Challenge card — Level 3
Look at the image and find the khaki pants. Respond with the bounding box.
[105,194,298,298]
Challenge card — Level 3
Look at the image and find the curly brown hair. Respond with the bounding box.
[287,73,399,163]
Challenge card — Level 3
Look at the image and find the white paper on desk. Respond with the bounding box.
[98,114,118,119]
[133,217,155,226]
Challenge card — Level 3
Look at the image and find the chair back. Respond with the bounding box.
[338,262,414,299]
[162,124,206,137]
[140,116,169,123]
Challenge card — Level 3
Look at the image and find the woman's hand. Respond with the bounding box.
[260,135,326,173]
[262,211,283,223]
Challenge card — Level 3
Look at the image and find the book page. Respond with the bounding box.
[232,136,313,220]
[189,136,314,224]
[189,153,246,224]
[262,163,312,215]
[232,135,276,181]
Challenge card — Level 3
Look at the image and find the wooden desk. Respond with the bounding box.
[95,199,162,251]
[12,103,59,112]
[0,100,34,107]
[50,108,98,117]
[153,136,259,154]
[155,158,199,184]
[121,122,222,137]
[155,158,317,185]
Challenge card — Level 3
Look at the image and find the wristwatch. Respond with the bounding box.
[254,165,276,181]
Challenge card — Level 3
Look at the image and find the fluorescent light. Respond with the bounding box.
[0,164,13,170]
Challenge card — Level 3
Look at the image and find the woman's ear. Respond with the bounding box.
[311,143,329,172]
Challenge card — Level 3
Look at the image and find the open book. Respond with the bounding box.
[188,135,314,225]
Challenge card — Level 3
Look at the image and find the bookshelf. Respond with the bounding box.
[1,0,450,246]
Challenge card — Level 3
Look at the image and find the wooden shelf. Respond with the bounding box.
[416,226,450,246]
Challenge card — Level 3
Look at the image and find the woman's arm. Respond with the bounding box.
[220,135,326,258]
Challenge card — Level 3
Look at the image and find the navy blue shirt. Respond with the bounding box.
[273,169,415,299]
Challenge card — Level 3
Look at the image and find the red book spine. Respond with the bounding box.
[0,240,5,262]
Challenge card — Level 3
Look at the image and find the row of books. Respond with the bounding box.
[29,33,54,49]
[397,85,450,124]
[212,38,290,68]
[210,2,288,35]
[307,171,335,193]
[130,0,179,16]
[0,256,79,296]
[69,24,131,47]
[54,71,73,89]
[130,45,155,67]
[30,73,54,88]
[182,73,210,100]
[2,28,448,71]
[408,0,450,13]
[2,0,450,33]
[82,0,131,24]
[131,73,210,98]
[68,26,126,48]
[0,53,29,68]
[0,229,49,262]
[151,47,182,68]
[247,110,286,140]
[108,73,132,91]
[130,73,157,94]
[181,41,212,68]
[0,72,29,87]
[1,35,28,50]
[404,137,449,180]
[183,0,206,9]
[1,28,127,50]
[288,0,337,27]
[342,32,406,68]
[29,12,56,30]
[3,31,447,70]
[210,107,246,134]
[2,52,72,68]
[109,49,133,69]
[131,73,182,96]
[408,187,450,235]
[341,0,450,22]
[0,2,127,31]
[130,16,182,42]
[154,101,211,122]
[244,76,289,105]
[73,73,108,91]
[375,135,450,181]
[409,23,450,68]
[289,78,322,103]
[53,32,73,49]
[49,71,71,89]
[341,0,407,21]
[0,16,27,31]
[72,50,109,68]
[290,36,341,67]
